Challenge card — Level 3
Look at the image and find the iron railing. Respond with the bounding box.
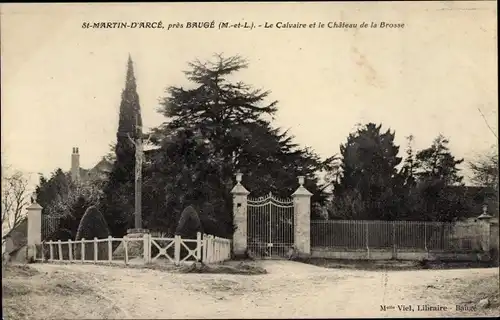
[310,220,485,252]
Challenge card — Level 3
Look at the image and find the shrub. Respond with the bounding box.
[74,206,110,260]
[175,205,202,239]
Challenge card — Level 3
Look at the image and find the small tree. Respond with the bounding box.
[2,167,31,240]
[175,205,202,239]
[469,148,499,216]
[333,123,403,220]
[469,149,498,190]
[35,169,103,240]
[75,206,110,260]
[414,134,467,221]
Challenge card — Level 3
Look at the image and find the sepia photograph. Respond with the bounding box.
[1,1,498,318]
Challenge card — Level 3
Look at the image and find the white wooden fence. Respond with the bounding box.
[33,232,231,265]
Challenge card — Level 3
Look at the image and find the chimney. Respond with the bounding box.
[71,147,80,181]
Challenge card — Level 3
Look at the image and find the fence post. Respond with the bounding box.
[214,237,217,263]
[218,239,221,263]
[143,233,150,264]
[214,236,217,263]
[424,223,429,260]
[124,237,129,265]
[212,236,215,263]
[365,222,370,259]
[93,237,98,262]
[174,235,181,265]
[211,236,215,263]
[68,240,73,262]
[58,240,63,261]
[217,237,221,262]
[207,236,212,263]
[392,222,397,259]
[292,176,312,257]
[224,240,227,261]
[202,234,207,262]
[41,242,45,262]
[108,236,113,263]
[196,232,202,262]
[81,239,85,262]
[49,242,54,261]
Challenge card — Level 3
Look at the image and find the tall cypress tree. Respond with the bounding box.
[100,55,143,236]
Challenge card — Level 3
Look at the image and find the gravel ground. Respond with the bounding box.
[4,261,499,319]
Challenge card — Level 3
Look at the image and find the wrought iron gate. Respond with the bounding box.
[247,193,294,258]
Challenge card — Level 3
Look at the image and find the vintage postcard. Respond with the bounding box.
[1,1,498,319]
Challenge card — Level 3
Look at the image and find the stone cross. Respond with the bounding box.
[126,118,152,230]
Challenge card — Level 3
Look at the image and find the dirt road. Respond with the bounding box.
[16,261,500,318]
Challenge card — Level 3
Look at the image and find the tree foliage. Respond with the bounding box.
[468,147,499,216]
[410,135,468,221]
[75,206,110,260]
[330,126,474,222]
[332,123,402,220]
[175,205,202,238]
[35,169,103,239]
[143,54,328,238]
[2,166,30,238]
[36,169,71,217]
[469,148,498,190]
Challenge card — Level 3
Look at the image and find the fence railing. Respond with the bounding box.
[311,220,486,252]
[33,232,231,265]
[41,215,62,240]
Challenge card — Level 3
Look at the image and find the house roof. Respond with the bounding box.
[2,218,28,251]
[76,158,113,181]
[92,158,113,172]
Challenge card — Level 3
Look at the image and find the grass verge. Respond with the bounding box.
[296,257,498,271]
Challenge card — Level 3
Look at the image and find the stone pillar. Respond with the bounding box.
[477,205,493,253]
[231,172,250,257]
[27,202,43,246]
[292,176,312,256]
[26,202,43,261]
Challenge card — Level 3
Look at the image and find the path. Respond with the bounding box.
[29,261,498,318]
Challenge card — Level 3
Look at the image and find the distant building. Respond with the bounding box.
[2,219,28,262]
[70,147,113,183]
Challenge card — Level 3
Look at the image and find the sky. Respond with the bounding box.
[1,2,498,191]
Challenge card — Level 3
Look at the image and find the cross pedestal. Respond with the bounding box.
[112,228,151,264]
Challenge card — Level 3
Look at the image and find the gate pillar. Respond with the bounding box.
[27,201,43,261]
[292,176,312,256]
[231,172,250,257]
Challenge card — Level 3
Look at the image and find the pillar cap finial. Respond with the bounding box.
[27,202,43,210]
[235,172,243,183]
[478,204,493,220]
[292,176,312,197]
[231,171,249,195]
[298,176,305,186]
